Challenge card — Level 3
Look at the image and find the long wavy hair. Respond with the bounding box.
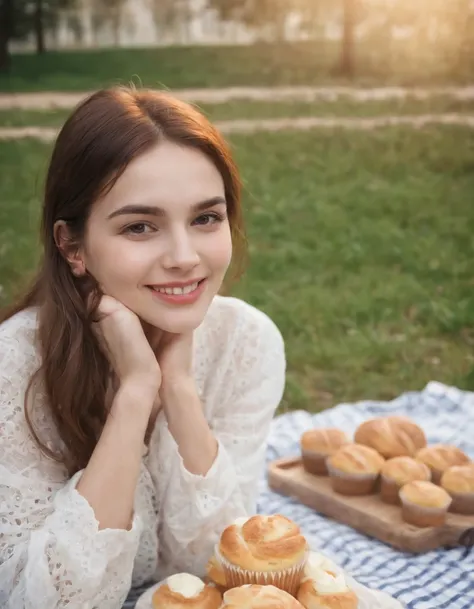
[1,86,246,475]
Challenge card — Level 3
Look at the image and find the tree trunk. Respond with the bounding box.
[339,0,356,77]
[0,0,13,72]
[35,0,46,54]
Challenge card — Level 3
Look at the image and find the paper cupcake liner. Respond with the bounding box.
[327,461,379,496]
[380,475,402,505]
[400,497,450,527]
[448,490,474,515]
[214,545,308,596]
[302,449,330,475]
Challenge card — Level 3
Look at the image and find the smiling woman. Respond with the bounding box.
[0,87,285,609]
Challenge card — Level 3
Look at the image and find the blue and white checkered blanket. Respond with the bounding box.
[259,381,474,609]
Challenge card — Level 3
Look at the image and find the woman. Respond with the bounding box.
[0,87,285,609]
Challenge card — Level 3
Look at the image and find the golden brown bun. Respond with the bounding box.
[152,574,222,609]
[327,443,385,475]
[297,579,358,609]
[218,515,308,572]
[399,480,452,509]
[206,555,227,588]
[354,416,426,459]
[221,585,305,609]
[416,445,470,474]
[301,429,349,455]
[441,465,474,494]
[381,456,431,486]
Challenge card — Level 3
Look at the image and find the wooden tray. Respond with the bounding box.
[268,457,474,553]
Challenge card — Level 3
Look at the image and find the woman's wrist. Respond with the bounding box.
[112,376,159,418]
[160,376,197,409]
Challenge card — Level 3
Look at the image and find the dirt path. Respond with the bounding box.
[1,85,474,109]
[1,113,473,141]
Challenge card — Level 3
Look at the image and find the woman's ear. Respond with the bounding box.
[53,220,86,277]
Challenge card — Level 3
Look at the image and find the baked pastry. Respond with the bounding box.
[205,554,227,590]
[440,464,474,515]
[416,445,471,484]
[303,552,340,578]
[297,550,357,609]
[151,573,222,609]
[380,456,431,504]
[221,584,305,609]
[216,514,308,595]
[301,428,350,475]
[326,443,385,496]
[354,416,426,459]
[399,480,452,527]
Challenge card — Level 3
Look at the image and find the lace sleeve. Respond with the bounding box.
[153,308,286,578]
[0,317,143,609]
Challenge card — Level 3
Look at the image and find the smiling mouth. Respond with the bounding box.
[148,279,205,296]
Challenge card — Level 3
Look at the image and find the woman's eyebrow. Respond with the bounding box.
[107,196,227,220]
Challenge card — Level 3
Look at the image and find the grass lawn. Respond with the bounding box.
[1,96,474,129]
[1,126,473,412]
[0,42,473,93]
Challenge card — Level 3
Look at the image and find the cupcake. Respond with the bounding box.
[216,514,308,595]
[440,465,474,515]
[416,445,471,484]
[152,573,222,609]
[326,443,385,496]
[399,480,452,527]
[297,553,358,609]
[380,456,431,504]
[301,428,350,475]
[221,585,305,609]
[354,416,426,459]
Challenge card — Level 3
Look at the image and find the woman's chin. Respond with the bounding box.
[139,309,206,335]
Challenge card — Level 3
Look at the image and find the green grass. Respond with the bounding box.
[1,96,474,129]
[0,41,473,92]
[1,126,473,412]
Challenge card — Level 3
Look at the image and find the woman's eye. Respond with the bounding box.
[123,222,154,235]
[193,212,224,226]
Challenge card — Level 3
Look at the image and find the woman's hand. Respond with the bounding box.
[156,332,194,394]
[93,295,161,399]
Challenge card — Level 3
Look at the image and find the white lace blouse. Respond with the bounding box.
[0,295,285,609]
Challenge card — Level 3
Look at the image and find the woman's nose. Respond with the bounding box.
[161,232,200,271]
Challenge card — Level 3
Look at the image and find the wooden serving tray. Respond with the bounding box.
[268,457,474,553]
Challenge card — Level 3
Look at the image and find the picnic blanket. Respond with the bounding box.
[126,381,474,608]
[259,381,474,609]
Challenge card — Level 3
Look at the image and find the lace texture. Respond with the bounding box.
[0,296,285,609]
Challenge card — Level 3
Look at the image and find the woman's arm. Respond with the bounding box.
[76,380,155,530]
[149,305,286,578]
[0,300,160,609]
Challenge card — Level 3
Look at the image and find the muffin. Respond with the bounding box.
[416,445,471,484]
[380,456,431,504]
[297,562,358,609]
[300,428,350,475]
[216,514,308,595]
[399,480,452,527]
[152,573,222,609]
[354,416,426,459]
[221,584,305,609]
[440,464,474,515]
[326,443,385,496]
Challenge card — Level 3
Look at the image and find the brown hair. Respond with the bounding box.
[1,86,246,475]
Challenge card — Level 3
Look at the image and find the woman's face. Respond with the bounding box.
[80,140,233,333]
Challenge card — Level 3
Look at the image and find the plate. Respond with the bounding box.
[135,565,405,609]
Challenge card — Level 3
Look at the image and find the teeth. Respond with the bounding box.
[153,282,199,296]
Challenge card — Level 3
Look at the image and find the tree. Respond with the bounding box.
[207,0,289,41]
[148,0,194,43]
[0,0,14,71]
[339,0,356,77]
[0,0,78,71]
